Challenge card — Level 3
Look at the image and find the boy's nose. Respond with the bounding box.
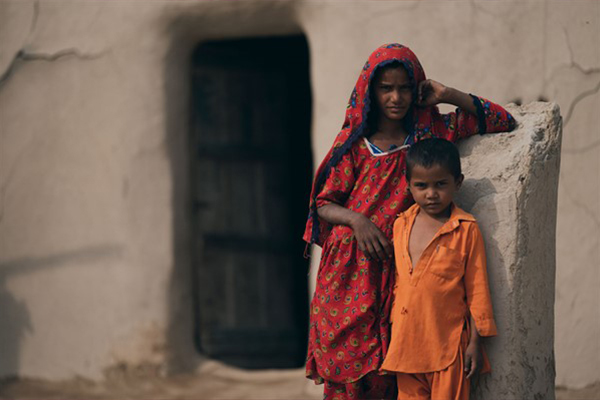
[426,190,438,199]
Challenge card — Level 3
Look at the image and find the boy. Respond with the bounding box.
[381,138,497,400]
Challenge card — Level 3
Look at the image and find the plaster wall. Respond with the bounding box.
[456,102,561,400]
[0,0,597,390]
[299,2,598,389]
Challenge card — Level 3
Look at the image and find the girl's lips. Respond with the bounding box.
[388,107,406,114]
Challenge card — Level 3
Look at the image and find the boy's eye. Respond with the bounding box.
[436,182,447,187]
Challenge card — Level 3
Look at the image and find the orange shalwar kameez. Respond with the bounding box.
[381,204,497,400]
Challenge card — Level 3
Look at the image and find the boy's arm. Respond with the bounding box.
[464,223,497,337]
[463,223,497,379]
[464,315,482,379]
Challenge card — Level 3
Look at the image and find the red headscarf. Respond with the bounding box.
[304,43,514,246]
[304,44,432,245]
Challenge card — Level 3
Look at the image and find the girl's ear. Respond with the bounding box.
[456,174,464,189]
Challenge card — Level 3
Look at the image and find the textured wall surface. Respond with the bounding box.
[0,1,186,380]
[0,0,301,381]
[455,102,561,400]
[300,2,598,389]
[0,0,596,390]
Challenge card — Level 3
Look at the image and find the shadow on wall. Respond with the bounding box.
[0,245,123,378]
[454,177,511,397]
[456,176,510,319]
[0,274,32,378]
[162,27,199,374]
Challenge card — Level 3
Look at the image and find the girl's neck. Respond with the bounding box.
[374,117,407,139]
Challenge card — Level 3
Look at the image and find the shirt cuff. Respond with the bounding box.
[469,93,487,135]
[475,316,498,337]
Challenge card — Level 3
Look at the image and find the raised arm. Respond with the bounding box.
[418,79,516,141]
[418,80,477,114]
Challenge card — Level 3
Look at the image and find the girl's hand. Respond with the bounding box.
[464,340,482,379]
[417,79,449,107]
[316,204,393,261]
[350,214,393,261]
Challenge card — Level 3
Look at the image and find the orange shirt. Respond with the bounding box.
[381,203,497,374]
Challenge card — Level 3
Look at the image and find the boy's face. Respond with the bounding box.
[372,66,412,123]
[408,164,463,219]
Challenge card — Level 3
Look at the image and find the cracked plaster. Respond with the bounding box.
[0,0,597,389]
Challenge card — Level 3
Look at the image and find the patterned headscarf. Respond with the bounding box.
[304,44,437,245]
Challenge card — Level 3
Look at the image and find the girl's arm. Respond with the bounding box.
[418,79,477,114]
[318,203,393,261]
[305,148,357,247]
[418,79,516,140]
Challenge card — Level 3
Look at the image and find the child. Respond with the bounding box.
[304,44,513,400]
[381,138,497,400]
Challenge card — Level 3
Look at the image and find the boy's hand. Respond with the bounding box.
[464,340,482,379]
[350,214,393,261]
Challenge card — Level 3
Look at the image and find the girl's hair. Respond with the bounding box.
[406,138,462,181]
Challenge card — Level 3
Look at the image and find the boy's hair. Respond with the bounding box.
[406,138,462,180]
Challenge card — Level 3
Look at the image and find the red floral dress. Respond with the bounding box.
[303,44,516,398]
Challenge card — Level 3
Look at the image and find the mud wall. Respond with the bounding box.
[0,0,597,390]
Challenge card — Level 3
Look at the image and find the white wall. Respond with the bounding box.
[0,0,597,389]
[298,2,598,389]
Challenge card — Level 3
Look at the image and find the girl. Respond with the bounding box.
[303,44,515,400]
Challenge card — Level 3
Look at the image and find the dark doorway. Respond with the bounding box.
[190,36,312,369]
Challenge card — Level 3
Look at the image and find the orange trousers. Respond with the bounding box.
[395,331,470,400]
[323,372,397,400]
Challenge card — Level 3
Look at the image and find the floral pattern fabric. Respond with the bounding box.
[304,44,516,391]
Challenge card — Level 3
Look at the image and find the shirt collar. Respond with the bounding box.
[403,203,475,234]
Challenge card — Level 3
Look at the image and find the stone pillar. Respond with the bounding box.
[455,102,562,400]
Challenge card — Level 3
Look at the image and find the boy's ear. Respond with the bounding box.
[456,174,464,188]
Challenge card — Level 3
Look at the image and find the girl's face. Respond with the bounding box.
[372,66,412,123]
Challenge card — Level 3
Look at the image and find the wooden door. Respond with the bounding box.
[190,37,312,368]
